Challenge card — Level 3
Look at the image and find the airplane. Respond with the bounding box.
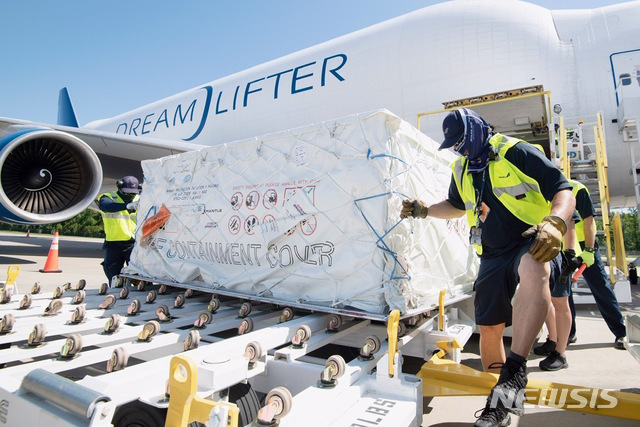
[1,0,639,225]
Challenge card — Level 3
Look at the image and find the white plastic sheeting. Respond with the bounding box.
[125,110,477,314]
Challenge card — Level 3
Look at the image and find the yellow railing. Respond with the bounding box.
[593,113,616,285]
[613,214,627,273]
[558,116,570,177]
[555,113,621,282]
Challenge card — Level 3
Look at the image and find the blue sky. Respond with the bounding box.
[0,0,628,125]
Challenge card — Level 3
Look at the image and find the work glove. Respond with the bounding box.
[126,201,139,213]
[578,249,595,267]
[559,249,582,283]
[400,199,428,219]
[521,215,567,263]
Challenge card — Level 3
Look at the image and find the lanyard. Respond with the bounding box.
[474,169,487,227]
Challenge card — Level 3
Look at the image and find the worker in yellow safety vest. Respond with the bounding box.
[96,176,141,286]
[400,108,575,427]
[565,179,626,348]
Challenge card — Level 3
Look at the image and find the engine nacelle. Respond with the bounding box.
[0,128,102,224]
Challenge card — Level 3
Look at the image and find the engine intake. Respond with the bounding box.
[0,129,102,224]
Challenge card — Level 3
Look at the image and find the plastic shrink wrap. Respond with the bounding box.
[125,109,478,314]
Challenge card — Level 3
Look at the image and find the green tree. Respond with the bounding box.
[620,208,640,251]
[0,209,105,238]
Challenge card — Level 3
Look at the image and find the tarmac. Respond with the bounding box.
[1,230,639,426]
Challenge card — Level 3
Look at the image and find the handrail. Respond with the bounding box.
[593,116,616,285]
[613,214,627,272]
[559,116,570,176]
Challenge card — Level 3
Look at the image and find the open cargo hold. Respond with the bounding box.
[125,109,478,316]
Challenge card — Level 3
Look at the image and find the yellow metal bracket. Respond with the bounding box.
[438,289,445,331]
[418,357,640,421]
[1,265,20,293]
[420,354,499,397]
[387,310,400,377]
[166,354,240,427]
[432,338,463,360]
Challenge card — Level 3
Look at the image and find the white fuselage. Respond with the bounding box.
[85,0,640,207]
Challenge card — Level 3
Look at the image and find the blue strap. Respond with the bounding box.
[354,193,411,281]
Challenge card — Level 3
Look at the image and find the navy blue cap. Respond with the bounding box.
[439,110,465,150]
[118,176,140,194]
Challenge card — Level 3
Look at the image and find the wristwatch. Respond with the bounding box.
[584,247,595,253]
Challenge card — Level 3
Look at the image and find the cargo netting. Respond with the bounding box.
[125,110,477,314]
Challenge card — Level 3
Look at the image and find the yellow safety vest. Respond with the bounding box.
[451,134,551,254]
[97,191,139,242]
[568,179,596,243]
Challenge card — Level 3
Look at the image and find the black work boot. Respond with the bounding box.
[539,350,568,371]
[486,357,528,417]
[533,338,556,356]
[474,404,511,426]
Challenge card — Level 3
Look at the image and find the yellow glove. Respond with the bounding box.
[400,199,428,219]
[521,215,567,263]
[579,248,595,267]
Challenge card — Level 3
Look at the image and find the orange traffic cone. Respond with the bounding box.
[26,229,30,238]
[40,231,62,273]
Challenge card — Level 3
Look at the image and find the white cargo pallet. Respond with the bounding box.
[0,280,473,426]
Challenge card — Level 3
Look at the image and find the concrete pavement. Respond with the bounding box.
[0,231,105,293]
[1,230,639,425]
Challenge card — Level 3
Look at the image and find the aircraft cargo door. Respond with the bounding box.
[417,85,553,158]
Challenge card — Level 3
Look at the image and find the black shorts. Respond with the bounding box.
[474,240,561,326]
[550,269,571,298]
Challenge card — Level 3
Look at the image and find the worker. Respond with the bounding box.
[534,215,581,371]
[96,176,141,286]
[400,108,575,427]
[551,179,626,350]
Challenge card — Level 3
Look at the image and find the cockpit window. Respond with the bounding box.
[620,73,632,86]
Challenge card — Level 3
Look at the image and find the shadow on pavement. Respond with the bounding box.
[0,257,36,264]
[0,233,102,259]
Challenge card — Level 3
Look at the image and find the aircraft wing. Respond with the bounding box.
[0,117,206,224]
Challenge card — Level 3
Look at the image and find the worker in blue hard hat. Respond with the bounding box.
[95,176,141,286]
[400,108,575,427]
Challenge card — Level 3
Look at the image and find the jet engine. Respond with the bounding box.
[0,128,102,224]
